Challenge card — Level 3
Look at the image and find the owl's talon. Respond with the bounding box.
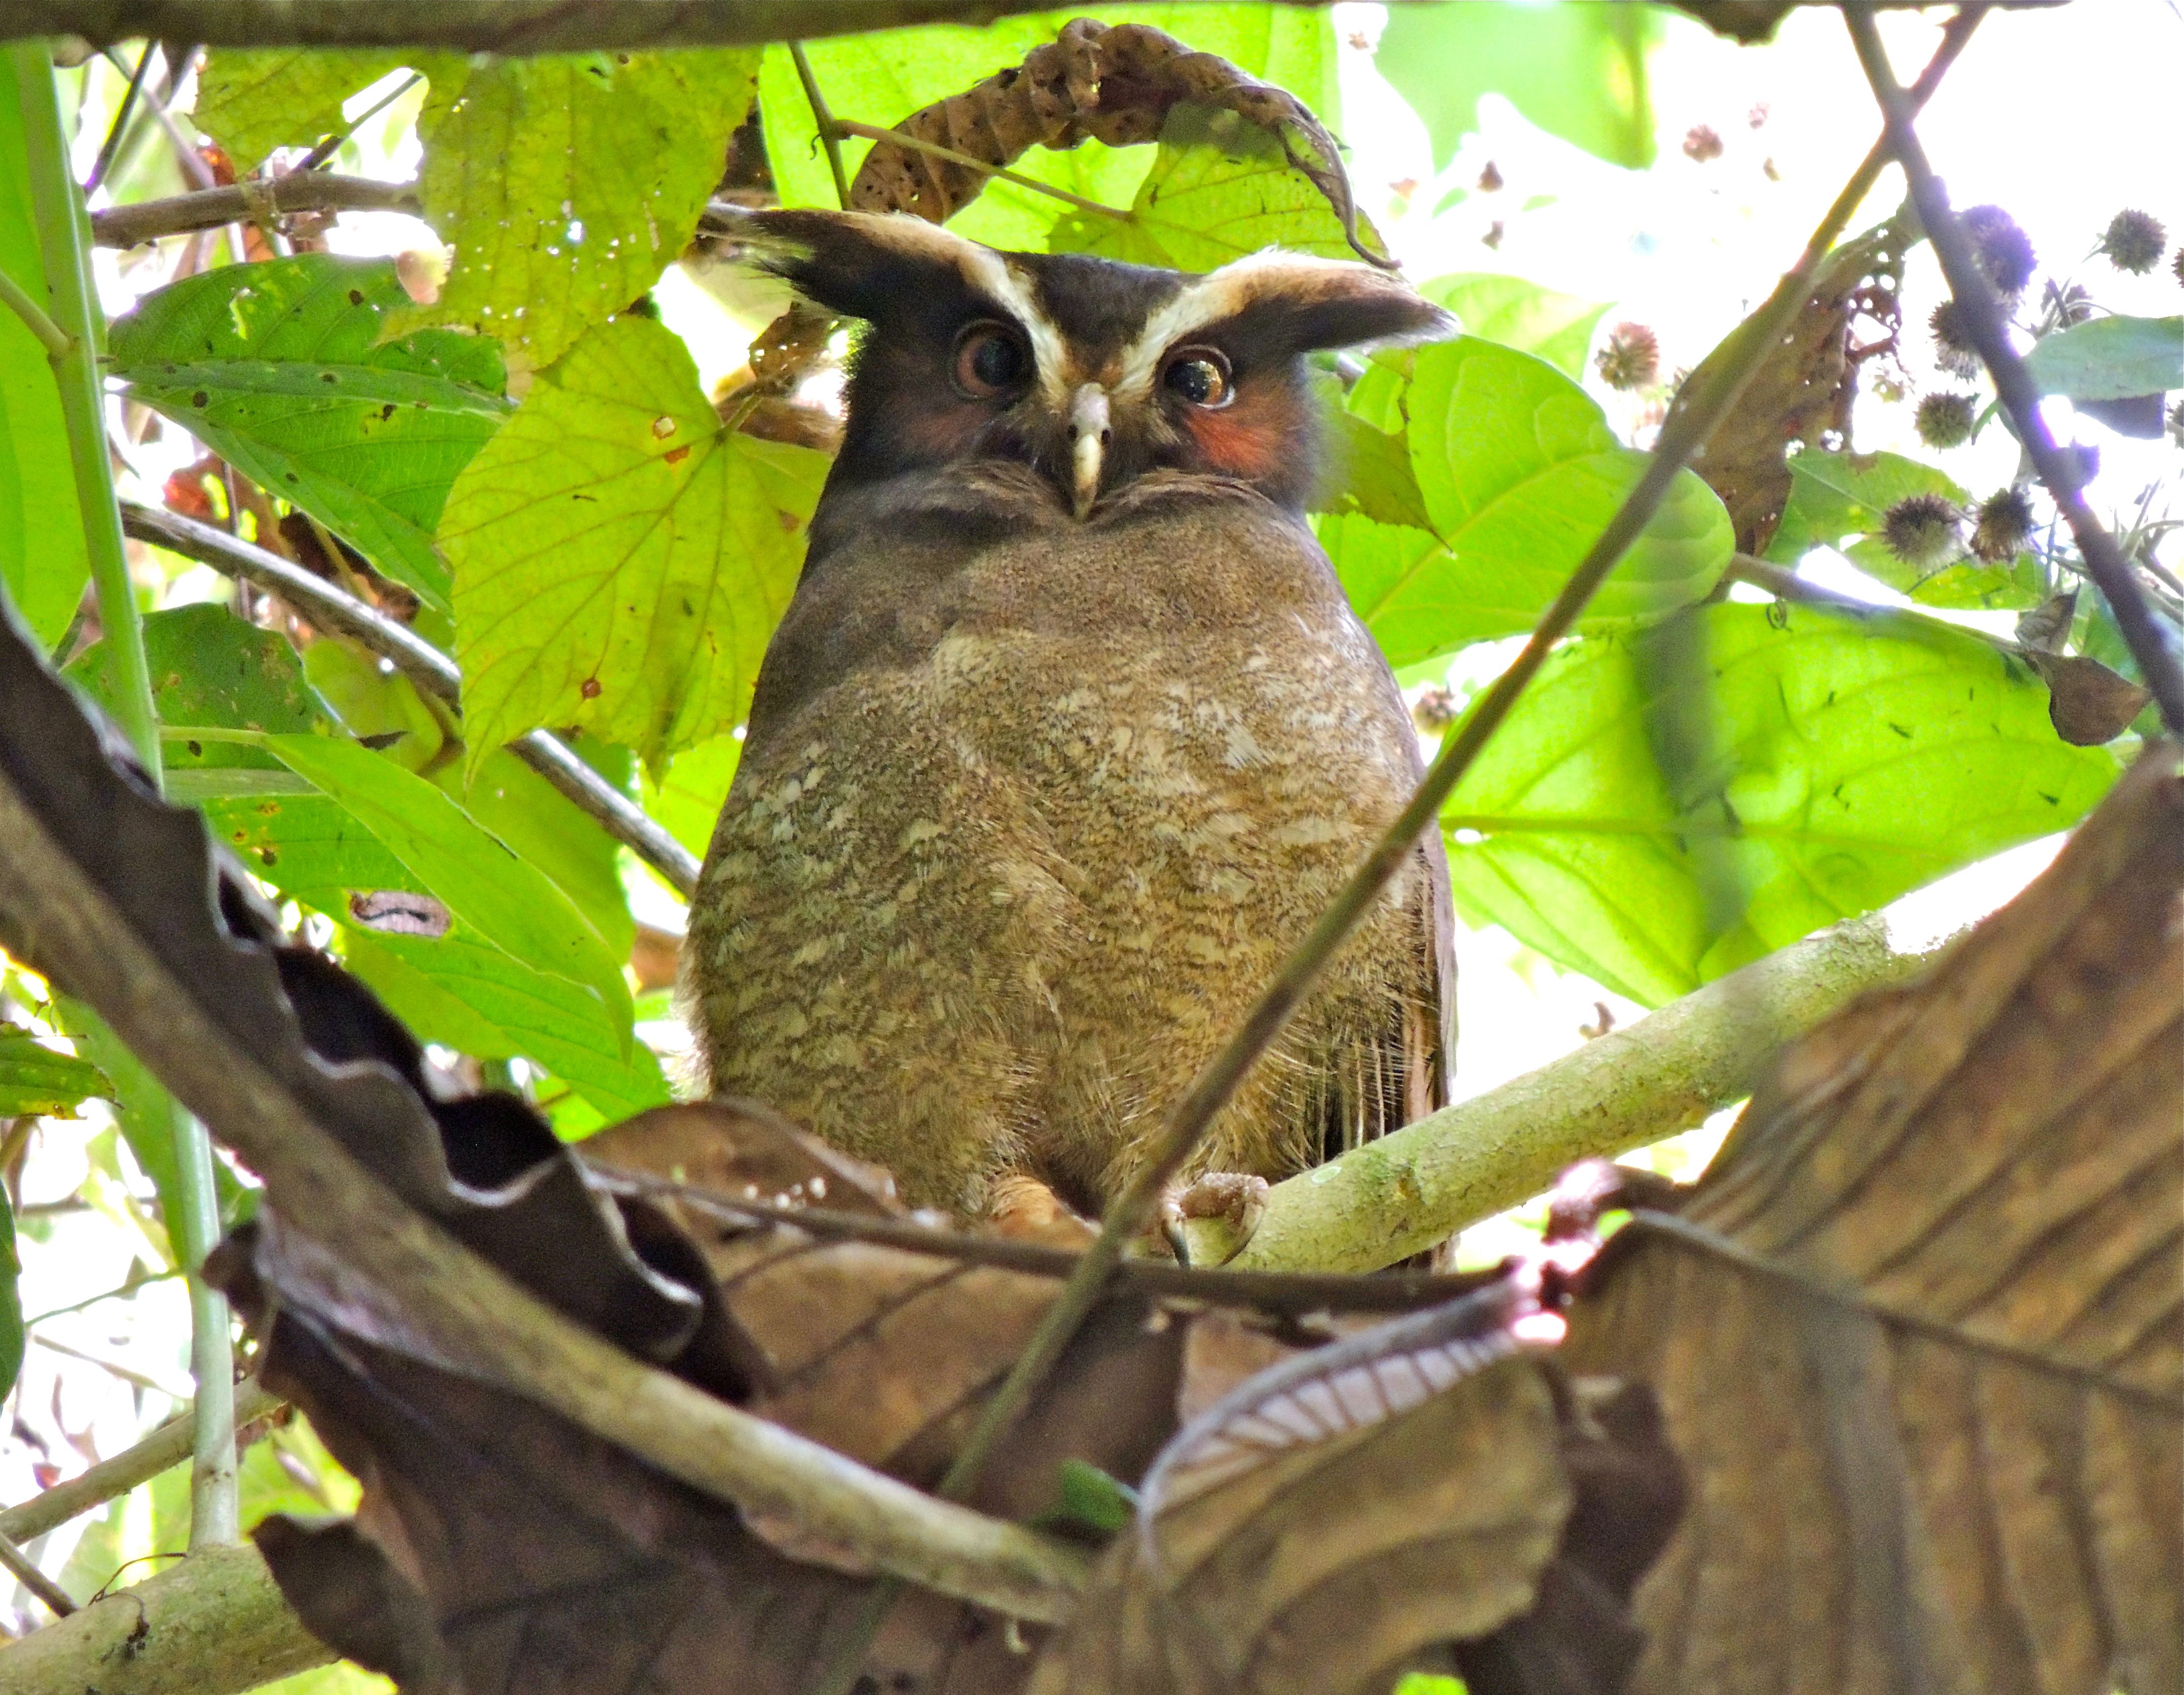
[1161,1172,1270,1267]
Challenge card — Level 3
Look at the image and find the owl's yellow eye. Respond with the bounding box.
[1163,349,1233,409]
[952,322,1031,399]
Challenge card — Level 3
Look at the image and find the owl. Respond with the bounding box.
[684,209,1456,1254]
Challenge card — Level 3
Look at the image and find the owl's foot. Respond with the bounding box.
[1159,1172,1270,1267]
[985,1172,1097,1246]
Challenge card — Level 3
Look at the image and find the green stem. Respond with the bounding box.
[10,41,240,1550]
[789,42,852,210]
[0,262,71,358]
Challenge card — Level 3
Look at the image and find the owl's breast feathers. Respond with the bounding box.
[688,472,1453,1217]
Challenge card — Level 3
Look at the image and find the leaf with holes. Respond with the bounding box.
[442,314,828,776]
[1440,601,2121,1006]
[389,51,758,371]
[192,51,419,170]
[1562,748,2183,1695]
[112,256,509,610]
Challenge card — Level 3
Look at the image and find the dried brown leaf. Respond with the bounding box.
[1677,210,1914,553]
[2019,649,2153,746]
[850,18,1382,266]
[1031,1286,1681,1695]
[1562,743,2184,1695]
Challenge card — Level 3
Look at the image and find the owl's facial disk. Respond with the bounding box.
[745,211,1451,519]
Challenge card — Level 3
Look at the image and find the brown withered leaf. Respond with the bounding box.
[1561,742,2184,1695]
[2018,649,2153,746]
[1675,209,1914,554]
[850,18,1382,266]
[1030,1284,1682,1695]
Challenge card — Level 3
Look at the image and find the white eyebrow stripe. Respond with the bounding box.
[970,250,1069,407]
[1113,248,1387,399]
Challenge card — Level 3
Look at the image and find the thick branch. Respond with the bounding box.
[1186,917,1938,1273]
[5,0,2063,51]
[0,729,1088,1625]
[0,1543,333,1695]
[121,502,702,899]
[92,173,418,248]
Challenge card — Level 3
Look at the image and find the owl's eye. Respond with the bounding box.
[1163,349,1233,409]
[952,322,1031,400]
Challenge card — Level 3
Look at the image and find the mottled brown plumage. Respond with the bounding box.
[685,211,1455,1228]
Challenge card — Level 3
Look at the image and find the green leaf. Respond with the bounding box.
[1419,273,1610,380]
[0,84,88,650]
[391,51,759,371]
[302,638,449,771]
[1376,3,1662,172]
[758,6,1337,233]
[339,925,668,1122]
[0,1027,110,1116]
[64,602,323,772]
[193,51,415,171]
[2022,314,2183,402]
[449,743,635,960]
[1759,449,2040,609]
[1044,1459,1138,1537]
[111,256,509,610]
[1318,409,1434,532]
[442,315,829,774]
[640,730,741,858]
[201,790,415,899]
[1056,101,1379,268]
[1440,602,2121,1007]
[0,1188,19,1405]
[259,733,629,1029]
[1327,338,1730,669]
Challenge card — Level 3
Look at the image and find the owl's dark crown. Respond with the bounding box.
[742,209,1450,519]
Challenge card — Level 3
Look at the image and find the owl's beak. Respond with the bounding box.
[1067,383,1111,519]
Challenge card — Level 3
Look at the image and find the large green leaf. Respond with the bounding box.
[390,51,758,371]
[64,603,323,782]
[1054,100,1377,269]
[205,792,662,1121]
[1440,602,2121,1006]
[1419,273,1609,381]
[111,256,509,610]
[259,733,629,1030]
[0,1027,110,1116]
[452,743,635,960]
[339,925,668,1123]
[1763,448,2042,611]
[640,730,741,859]
[2022,313,2183,402]
[1375,3,1662,172]
[1326,337,1730,669]
[192,50,415,170]
[757,6,1337,244]
[0,80,87,650]
[442,315,828,775]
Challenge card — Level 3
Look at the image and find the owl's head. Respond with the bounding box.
[743,210,1451,519]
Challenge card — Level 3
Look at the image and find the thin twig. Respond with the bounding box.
[294,70,424,172]
[0,1380,281,1547]
[0,1527,76,1618]
[832,119,1135,223]
[790,43,852,211]
[120,501,705,898]
[91,172,421,247]
[0,266,71,360]
[24,1266,185,1327]
[84,42,154,195]
[29,1335,192,1401]
[1843,4,2184,735]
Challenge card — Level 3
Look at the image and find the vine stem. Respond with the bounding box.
[1843,3,2184,735]
[8,42,240,1552]
[789,42,852,210]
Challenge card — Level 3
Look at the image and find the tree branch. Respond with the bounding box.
[1843,3,2184,736]
[120,502,703,899]
[91,172,419,249]
[0,737,1091,1627]
[4,0,2062,52]
[0,1542,334,1695]
[1185,917,1940,1272]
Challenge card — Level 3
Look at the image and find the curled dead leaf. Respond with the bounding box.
[2018,648,2152,745]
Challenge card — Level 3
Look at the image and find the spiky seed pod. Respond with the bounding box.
[2097,209,2167,274]
[1929,300,1981,377]
[1915,391,1979,450]
[1882,493,1963,567]
[1962,205,2037,297]
[1682,125,1724,163]
[1971,487,2035,563]
[2173,247,2183,288]
[2168,397,2183,448]
[1595,322,1661,390]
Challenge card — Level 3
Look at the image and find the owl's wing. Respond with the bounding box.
[1325,831,1456,1163]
